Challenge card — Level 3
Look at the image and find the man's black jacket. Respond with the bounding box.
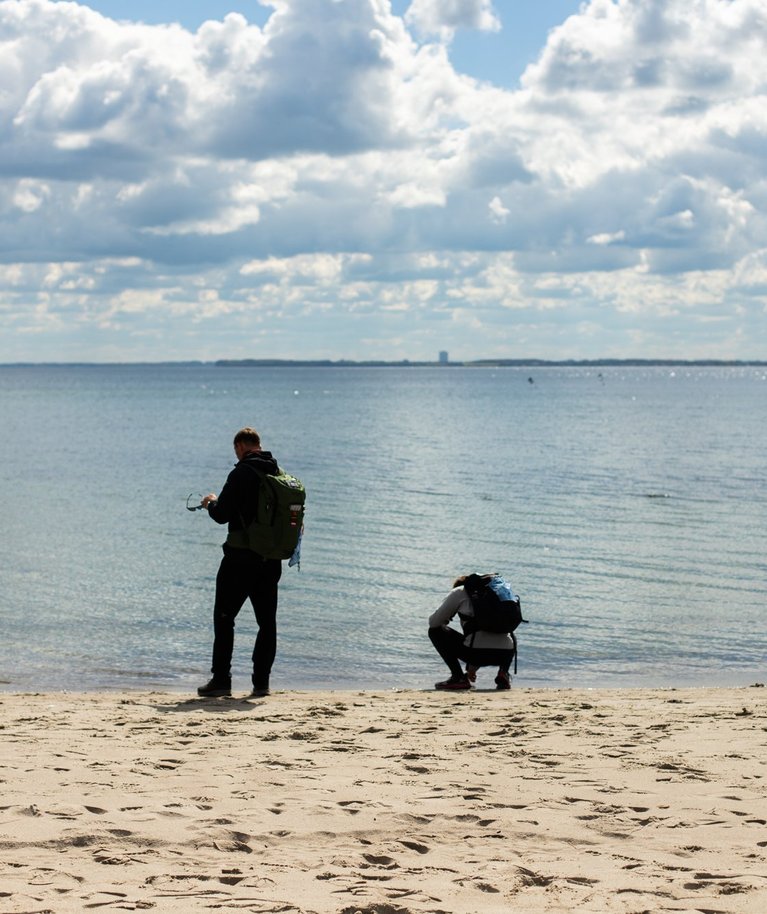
[207,450,279,533]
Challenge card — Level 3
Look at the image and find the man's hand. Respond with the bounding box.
[201,493,218,509]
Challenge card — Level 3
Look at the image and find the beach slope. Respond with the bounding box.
[1,687,765,913]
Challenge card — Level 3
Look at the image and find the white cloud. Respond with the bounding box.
[12,178,50,212]
[2,0,767,361]
[488,195,509,224]
[405,0,500,39]
[588,230,625,245]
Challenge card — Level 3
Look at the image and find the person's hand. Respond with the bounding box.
[201,493,218,508]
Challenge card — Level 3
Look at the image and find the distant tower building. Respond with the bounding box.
[438,350,449,365]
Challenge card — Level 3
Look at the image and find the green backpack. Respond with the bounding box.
[231,467,306,561]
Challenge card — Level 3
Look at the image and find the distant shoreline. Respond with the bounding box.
[2,358,767,368]
[214,357,767,368]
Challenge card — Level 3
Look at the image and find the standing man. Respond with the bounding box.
[197,427,282,698]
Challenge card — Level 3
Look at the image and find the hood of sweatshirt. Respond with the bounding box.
[240,450,279,476]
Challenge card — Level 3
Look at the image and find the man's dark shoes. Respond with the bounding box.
[249,681,270,698]
[435,674,471,691]
[249,687,270,698]
[197,678,231,697]
[494,669,511,691]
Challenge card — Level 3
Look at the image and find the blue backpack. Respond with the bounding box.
[462,573,525,634]
[462,573,527,671]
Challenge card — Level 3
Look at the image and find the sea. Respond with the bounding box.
[1,363,765,693]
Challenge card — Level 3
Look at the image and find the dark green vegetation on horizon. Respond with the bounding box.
[2,358,766,367]
[215,357,767,368]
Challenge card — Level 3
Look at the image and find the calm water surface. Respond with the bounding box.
[1,364,765,692]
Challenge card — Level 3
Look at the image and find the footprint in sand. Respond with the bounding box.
[339,905,414,914]
[476,882,500,893]
[399,840,429,854]
[362,853,399,868]
[515,866,554,887]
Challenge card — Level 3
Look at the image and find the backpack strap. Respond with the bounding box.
[237,461,284,533]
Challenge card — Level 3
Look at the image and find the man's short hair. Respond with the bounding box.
[233,427,261,447]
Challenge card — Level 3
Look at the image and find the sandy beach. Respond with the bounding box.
[1,686,765,913]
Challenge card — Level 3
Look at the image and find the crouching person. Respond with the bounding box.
[428,574,516,691]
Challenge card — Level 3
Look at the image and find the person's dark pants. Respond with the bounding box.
[211,547,282,687]
[429,626,514,678]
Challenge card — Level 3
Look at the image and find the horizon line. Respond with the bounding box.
[1,357,767,368]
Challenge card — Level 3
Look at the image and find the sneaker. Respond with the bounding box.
[435,674,472,691]
[494,669,511,691]
[465,665,478,683]
[197,678,231,697]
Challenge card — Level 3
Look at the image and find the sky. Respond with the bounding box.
[1,0,767,363]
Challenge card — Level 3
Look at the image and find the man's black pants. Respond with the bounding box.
[211,547,282,687]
